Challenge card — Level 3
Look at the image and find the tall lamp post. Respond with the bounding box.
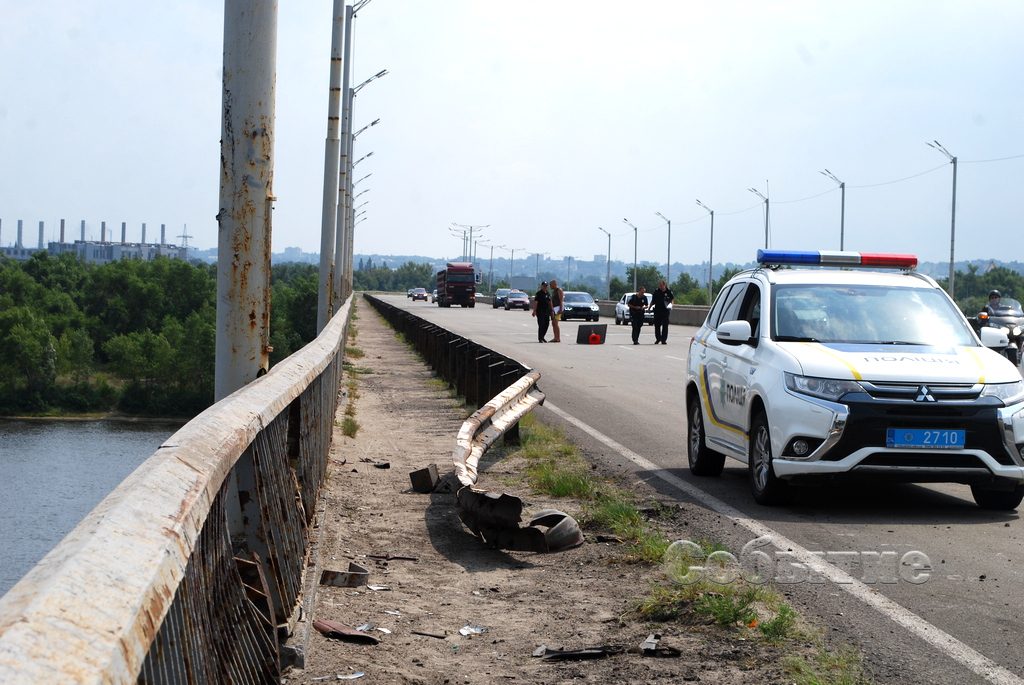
[508,246,523,284]
[927,140,958,298]
[748,186,769,249]
[453,222,490,264]
[622,218,638,291]
[655,211,671,284]
[696,199,714,303]
[820,168,845,250]
[597,227,611,299]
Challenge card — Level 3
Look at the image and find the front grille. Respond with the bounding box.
[820,393,1014,465]
[859,381,982,401]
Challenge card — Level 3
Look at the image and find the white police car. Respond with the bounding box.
[685,250,1024,509]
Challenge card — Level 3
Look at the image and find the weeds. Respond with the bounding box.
[345,346,365,359]
[342,416,359,437]
[694,588,759,627]
[759,603,798,640]
[783,645,871,685]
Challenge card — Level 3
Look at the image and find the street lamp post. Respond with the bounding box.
[597,227,611,299]
[622,218,638,291]
[820,168,845,250]
[927,140,958,298]
[655,211,671,284]
[748,186,769,249]
[696,199,714,304]
[453,222,489,264]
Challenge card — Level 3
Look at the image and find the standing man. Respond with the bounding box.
[651,279,675,344]
[627,286,648,345]
[549,278,564,343]
[532,281,552,343]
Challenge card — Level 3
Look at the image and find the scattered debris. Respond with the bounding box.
[459,624,488,636]
[532,644,624,661]
[355,623,374,632]
[409,464,440,492]
[368,553,418,562]
[312,619,380,645]
[367,584,391,591]
[376,627,392,635]
[639,633,681,658]
[373,461,391,469]
[312,675,365,682]
[320,562,370,588]
[411,629,447,639]
[595,534,623,544]
[384,609,401,616]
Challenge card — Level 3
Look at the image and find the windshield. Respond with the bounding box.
[496,289,510,296]
[564,292,594,303]
[991,298,1023,315]
[413,288,426,293]
[771,284,976,346]
[509,292,528,299]
[446,273,475,283]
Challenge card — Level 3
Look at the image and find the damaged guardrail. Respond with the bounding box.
[363,294,582,553]
[453,373,584,553]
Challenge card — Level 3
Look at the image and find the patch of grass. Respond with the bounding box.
[342,416,359,438]
[348,323,358,339]
[633,584,703,622]
[694,588,759,627]
[759,603,798,640]
[394,331,409,345]
[783,645,871,685]
[527,461,594,498]
[345,346,365,358]
[347,380,359,401]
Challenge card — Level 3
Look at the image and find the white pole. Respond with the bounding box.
[215,0,277,401]
[333,4,354,305]
[317,0,345,332]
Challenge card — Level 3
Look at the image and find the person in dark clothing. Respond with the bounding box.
[627,286,648,345]
[651,280,674,344]
[532,281,552,342]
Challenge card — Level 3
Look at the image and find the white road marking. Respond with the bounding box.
[665,355,688,362]
[543,400,1024,685]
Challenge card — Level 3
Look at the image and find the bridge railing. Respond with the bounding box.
[0,296,354,684]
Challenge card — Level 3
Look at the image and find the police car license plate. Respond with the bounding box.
[886,428,964,449]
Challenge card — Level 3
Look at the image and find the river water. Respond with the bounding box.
[0,419,182,597]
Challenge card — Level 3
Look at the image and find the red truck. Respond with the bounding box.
[435,262,476,308]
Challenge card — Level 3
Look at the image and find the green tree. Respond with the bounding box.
[56,328,94,381]
[0,307,57,403]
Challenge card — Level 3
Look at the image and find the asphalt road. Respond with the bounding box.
[377,294,1024,684]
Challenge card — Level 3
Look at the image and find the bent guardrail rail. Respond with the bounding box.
[363,294,582,553]
[0,295,354,684]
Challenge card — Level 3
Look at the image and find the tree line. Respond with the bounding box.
[0,253,318,417]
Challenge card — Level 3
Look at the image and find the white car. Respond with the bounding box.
[614,292,654,325]
[685,249,1024,510]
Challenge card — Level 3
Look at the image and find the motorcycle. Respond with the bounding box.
[971,297,1024,365]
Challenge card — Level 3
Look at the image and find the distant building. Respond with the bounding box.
[594,254,606,263]
[1,240,188,264]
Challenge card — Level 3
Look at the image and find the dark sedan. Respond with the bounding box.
[492,288,511,309]
[411,287,429,301]
[560,291,600,321]
[505,290,530,310]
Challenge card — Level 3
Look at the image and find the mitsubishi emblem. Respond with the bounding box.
[915,385,936,402]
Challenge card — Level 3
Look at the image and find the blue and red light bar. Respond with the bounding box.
[756,249,918,270]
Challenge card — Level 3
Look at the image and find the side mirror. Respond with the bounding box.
[980,326,1009,349]
[717,320,752,346]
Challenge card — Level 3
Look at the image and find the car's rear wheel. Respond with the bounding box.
[971,484,1024,510]
[749,411,789,505]
[688,401,725,476]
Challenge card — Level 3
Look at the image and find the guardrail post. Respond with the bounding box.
[475,352,490,409]
[464,343,479,406]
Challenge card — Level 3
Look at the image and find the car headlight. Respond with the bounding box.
[591,305,599,310]
[1013,326,1022,337]
[981,381,1024,406]
[785,373,862,401]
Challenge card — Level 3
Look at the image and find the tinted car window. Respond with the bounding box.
[564,292,594,303]
[717,283,748,326]
[705,284,735,329]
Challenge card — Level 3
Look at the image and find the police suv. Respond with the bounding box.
[685,250,1024,510]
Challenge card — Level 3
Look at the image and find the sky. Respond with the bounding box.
[2,0,1022,268]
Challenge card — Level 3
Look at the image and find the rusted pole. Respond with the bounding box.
[215,0,278,402]
[332,4,354,305]
[317,0,346,332]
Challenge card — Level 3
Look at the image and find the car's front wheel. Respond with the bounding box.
[688,400,725,476]
[971,484,1024,510]
[749,411,789,505]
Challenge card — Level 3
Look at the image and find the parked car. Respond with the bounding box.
[430,289,438,303]
[493,288,511,309]
[560,291,600,321]
[411,287,428,301]
[686,248,1024,510]
[505,290,530,310]
[614,292,654,325]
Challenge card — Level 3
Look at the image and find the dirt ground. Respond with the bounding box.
[282,303,819,685]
